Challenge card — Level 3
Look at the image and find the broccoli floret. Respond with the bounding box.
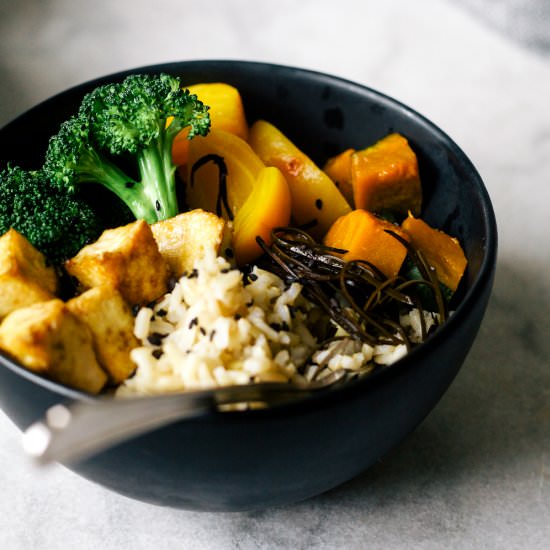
[0,165,103,263]
[44,73,210,223]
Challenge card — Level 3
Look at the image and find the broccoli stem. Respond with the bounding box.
[136,123,180,222]
[78,149,158,222]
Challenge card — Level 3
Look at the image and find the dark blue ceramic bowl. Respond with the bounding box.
[0,60,497,511]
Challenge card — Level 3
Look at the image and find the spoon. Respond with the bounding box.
[22,370,347,466]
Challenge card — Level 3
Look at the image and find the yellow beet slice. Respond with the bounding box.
[401,213,467,292]
[351,133,422,216]
[232,166,291,265]
[185,129,264,219]
[323,209,408,279]
[172,82,248,166]
[248,120,351,239]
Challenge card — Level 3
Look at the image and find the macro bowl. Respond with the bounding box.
[0,60,497,511]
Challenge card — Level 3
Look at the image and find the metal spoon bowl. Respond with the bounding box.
[23,371,348,465]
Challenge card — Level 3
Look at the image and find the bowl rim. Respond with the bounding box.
[0,59,498,414]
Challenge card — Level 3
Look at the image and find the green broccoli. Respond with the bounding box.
[0,165,103,263]
[44,73,210,223]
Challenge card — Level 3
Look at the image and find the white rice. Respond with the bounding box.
[117,250,427,396]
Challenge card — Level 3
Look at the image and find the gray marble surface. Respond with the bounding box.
[0,0,549,548]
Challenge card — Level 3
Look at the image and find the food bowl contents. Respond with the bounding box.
[0,73,468,396]
[118,247,401,397]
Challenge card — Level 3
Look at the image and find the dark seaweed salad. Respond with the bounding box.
[257,227,451,351]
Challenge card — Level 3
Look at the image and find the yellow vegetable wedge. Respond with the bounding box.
[172,82,249,166]
[248,120,351,239]
[185,129,264,219]
[233,166,291,265]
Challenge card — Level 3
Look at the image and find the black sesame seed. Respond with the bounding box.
[147,332,165,346]
[248,273,258,281]
[155,200,161,211]
[156,308,167,317]
[152,349,164,359]
[188,317,198,329]
[234,313,242,321]
[188,268,199,279]
[167,277,178,291]
[209,329,216,341]
[199,327,206,336]
[315,198,323,210]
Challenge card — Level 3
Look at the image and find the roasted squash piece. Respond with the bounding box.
[402,213,467,292]
[323,147,355,205]
[65,219,169,306]
[0,299,107,394]
[0,228,58,319]
[67,286,139,384]
[172,82,249,166]
[232,166,291,265]
[248,120,351,239]
[151,209,227,277]
[323,209,409,279]
[351,133,422,216]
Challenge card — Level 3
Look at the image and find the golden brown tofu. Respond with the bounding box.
[0,299,107,394]
[67,286,139,384]
[0,228,58,319]
[151,210,226,277]
[65,219,170,306]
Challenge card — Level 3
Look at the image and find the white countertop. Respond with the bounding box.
[1,1,549,548]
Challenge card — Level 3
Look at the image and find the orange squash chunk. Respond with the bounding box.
[351,133,422,216]
[323,148,355,205]
[401,213,467,292]
[323,209,408,279]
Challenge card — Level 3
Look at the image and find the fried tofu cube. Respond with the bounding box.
[0,299,107,394]
[67,286,139,384]
[0,228,58,319]
[65,219,170,306]
[151,209,226,277]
